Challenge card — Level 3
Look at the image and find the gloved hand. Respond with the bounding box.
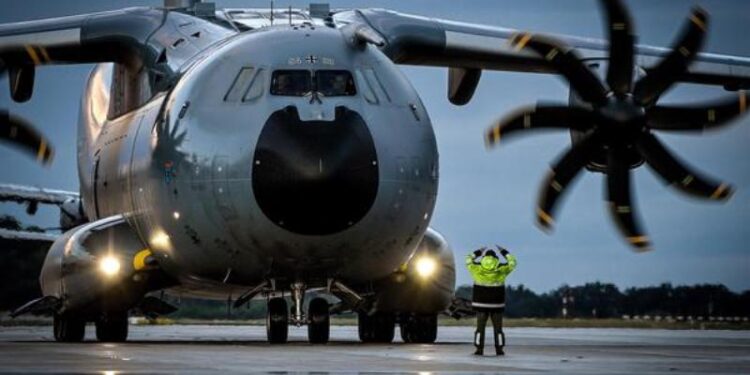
[473,249,483,257]
[497,246,510,256]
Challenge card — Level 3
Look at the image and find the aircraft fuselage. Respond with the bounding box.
[77,25,439,293]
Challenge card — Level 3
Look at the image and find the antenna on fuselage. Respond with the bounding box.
[270,0,274,25]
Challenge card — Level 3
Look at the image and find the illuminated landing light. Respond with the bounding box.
[99,256,121,277]
[150,231,171,250]
[415,256,437,278]
[173,211,181,220]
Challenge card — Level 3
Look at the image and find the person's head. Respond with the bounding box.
[480,252,499,270]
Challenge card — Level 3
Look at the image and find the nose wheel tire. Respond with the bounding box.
[307,297,330,344]
[53,314,86,342]
[267,297,289,344]
[400,313,438,343]
[358,312,395,343]
[95,312,129,342]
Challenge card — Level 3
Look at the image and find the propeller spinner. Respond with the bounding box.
[486,0,747,251]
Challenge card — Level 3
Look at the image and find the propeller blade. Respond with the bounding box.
[606,146,652,251]
[0,110,53,165]
[636,132,732,200]
[486,105,595,147]
[510,33,609,106]
[601,0,635,96]
[633,7,709,106]
[536,132,602,230]
[647,91,748,131]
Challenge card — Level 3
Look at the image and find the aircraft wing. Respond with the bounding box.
[340,9,750,101]
[0,228,57,243]
[0,183,78,205]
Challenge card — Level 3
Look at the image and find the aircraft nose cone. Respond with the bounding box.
[252,106,379,235]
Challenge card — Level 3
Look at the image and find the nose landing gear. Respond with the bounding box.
[264,281,331,344]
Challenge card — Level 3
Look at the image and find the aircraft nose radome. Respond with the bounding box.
[252,106,379,235]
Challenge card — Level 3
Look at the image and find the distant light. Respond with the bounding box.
[99,256,121,277]
[415,256,437,278]
[173,211,180,220]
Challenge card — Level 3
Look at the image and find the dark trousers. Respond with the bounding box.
[474,310,504,352]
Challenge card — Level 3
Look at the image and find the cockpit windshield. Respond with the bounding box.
[316,70,356,97]
[271,70,356,97]
[271,70,312,96]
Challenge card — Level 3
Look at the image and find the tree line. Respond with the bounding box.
[456,282,750,319]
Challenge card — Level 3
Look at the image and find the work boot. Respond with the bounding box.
[474,347,484,356]
[495,346,504,356]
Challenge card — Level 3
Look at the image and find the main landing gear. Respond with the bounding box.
[265,282,331,344]
[356,312,438,344]
[53,311,130,343]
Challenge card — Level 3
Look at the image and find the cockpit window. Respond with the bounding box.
[316,70,356,97]
[271,70,312,96]
[271,70,356,97]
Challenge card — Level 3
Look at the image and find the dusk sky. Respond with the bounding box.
[1,0,749,292]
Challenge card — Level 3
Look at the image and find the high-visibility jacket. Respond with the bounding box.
[466,252,517,310]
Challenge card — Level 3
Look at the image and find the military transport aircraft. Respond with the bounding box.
[0,0,748,344]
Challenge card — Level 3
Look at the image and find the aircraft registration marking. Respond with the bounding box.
[287,55,335,65]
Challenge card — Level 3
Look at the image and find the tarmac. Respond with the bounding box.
[0,325,748,373]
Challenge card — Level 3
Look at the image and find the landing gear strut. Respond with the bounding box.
[264,282,331,344]
[290,282,306,327]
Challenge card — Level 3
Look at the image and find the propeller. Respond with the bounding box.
[487,0,747,251]
[0,109,54,165]
[0,60,52,166]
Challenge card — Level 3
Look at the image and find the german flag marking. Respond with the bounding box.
[679,46,690,57]
[612,23,626,31]
[24,45,41,65]
[616,206,631,214]
[551,180,562,192]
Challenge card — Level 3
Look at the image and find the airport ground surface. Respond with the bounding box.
[0,325,748,374]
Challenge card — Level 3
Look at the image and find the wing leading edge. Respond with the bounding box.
[342,9,750,93]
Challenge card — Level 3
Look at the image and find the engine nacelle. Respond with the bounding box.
[41,215,167,316]
[373,227,456,314]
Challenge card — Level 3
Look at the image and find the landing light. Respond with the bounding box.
[415,256,437,278]
[99,256,121,277]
